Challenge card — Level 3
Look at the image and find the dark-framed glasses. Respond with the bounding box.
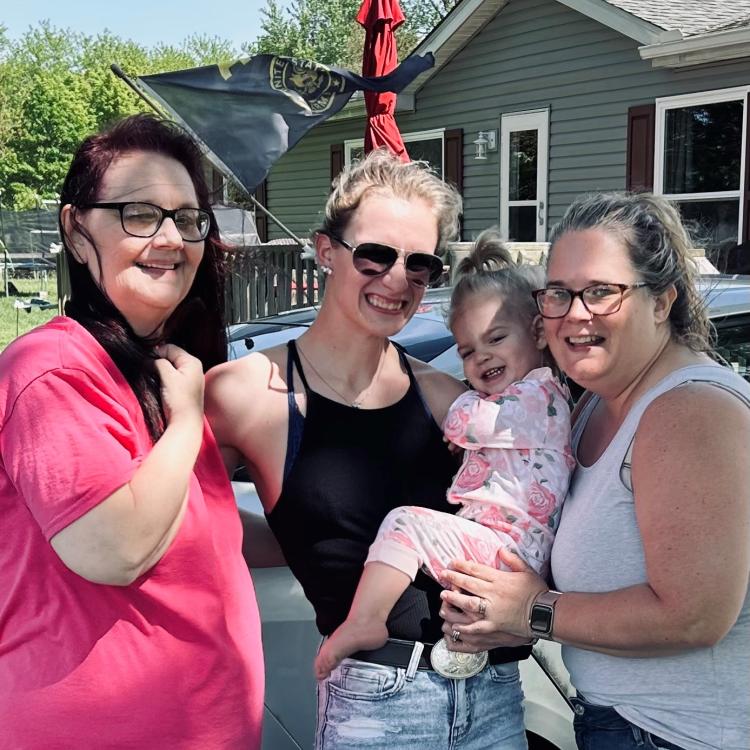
[80,202,211,242]
[532,282,650,319]
[328,234,444,288]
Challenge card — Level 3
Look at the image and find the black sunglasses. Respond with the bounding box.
[328,235,444,288]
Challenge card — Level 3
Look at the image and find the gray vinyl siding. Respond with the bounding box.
[264,0,750,241]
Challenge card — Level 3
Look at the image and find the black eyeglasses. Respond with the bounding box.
[328,235,444,288]
[532,282,650,319]
[80,202,211,242]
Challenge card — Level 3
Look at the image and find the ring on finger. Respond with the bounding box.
[477,598,487,618]
[451,629,461,643]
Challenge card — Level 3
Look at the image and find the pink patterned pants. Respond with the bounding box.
[366,505,517,582]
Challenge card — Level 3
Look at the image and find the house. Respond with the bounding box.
[256,0,750,273]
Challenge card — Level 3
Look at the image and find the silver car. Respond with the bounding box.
[232,276,750,750]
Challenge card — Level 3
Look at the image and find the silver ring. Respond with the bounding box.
[451,629,461,643]
[477,598,487,618]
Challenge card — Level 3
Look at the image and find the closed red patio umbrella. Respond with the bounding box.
[357,0,409,161]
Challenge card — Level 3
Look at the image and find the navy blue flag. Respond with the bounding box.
[137,53,434,192]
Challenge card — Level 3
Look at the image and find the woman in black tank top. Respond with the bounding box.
[206,151,532,750]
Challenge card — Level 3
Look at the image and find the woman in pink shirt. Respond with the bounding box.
[0,115,263,749]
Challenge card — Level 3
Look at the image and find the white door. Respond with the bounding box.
[500,110,549,242]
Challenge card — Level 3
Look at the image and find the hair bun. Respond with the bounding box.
[454,228,514,279]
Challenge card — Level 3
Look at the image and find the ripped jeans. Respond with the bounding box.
[315,649,527,750]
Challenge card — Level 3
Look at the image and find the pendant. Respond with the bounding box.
[429,639,488,679]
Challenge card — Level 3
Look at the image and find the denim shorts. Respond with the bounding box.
[315,654,527,750]
[572,695,686,750]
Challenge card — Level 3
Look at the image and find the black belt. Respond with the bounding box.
[350,638,532,671]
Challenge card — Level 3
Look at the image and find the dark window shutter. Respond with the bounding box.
[444,128,463,195]
[330,143,345,185]
[626,104,655,193]
[254,180,268,243]
[444,129,463,240]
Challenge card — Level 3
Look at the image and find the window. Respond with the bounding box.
[715,313,750,382]
[344,129,445,178]
[655,88,749,273]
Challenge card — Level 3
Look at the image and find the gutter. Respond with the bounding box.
[639,26,750,68]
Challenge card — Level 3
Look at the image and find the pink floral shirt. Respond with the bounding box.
[442,367,574,573]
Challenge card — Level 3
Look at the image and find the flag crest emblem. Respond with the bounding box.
[269,58,345,113]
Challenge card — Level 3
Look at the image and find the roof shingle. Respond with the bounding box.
[604,0,750,36]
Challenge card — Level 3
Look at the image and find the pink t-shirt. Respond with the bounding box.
[0,317,263,749]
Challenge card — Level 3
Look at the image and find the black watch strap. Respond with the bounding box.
[528,589,562,639]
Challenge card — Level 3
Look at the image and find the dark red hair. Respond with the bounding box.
[59,114,227,440]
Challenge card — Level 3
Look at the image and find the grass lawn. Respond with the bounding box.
[0,275,60,352]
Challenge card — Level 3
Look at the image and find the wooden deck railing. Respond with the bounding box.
[224,243,326,324]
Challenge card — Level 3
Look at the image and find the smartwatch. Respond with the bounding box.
[528,589,562,639]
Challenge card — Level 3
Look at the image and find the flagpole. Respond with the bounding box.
[110,64,314,256]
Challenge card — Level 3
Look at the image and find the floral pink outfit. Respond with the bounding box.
[366,367,573,580]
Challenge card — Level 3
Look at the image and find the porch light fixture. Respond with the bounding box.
[473,130,497,160]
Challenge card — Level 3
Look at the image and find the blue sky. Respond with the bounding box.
[3,0,276,52]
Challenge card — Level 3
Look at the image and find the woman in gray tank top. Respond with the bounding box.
[439,193,750,750]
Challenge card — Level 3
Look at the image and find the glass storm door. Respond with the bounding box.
[500,110,549,242]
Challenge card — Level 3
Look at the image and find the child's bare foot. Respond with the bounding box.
[315,619,389,680]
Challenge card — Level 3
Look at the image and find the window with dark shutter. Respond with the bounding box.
[626,104,655,193]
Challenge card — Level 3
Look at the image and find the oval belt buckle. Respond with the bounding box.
[429,639,488,679]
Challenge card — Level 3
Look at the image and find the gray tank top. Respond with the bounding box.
[551,364,750,750]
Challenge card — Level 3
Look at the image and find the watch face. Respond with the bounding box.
[530,604,553,633]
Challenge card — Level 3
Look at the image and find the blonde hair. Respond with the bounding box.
[448,228,544,330]
[548,193,713,352]
[318,148,462,252]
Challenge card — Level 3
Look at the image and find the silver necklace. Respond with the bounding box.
[296,341,387,409]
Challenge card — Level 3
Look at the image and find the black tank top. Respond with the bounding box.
[266,339,460,640]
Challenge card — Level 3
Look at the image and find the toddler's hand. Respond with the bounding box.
[443,436,463,456]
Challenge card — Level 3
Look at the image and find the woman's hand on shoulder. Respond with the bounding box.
[633,381,750,646]
[155,344,204,429]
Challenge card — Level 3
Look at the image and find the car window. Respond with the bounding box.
[714,313,750,382]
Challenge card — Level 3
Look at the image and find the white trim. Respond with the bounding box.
[654,87,749,197]
[500,110,549,242]
[654,87,748,245]
[662,192,741,202]
[398,0,508,103]
[344,128,446,167]
[555,0,672,45]
[414,0,492,58]
[639,26,750,68]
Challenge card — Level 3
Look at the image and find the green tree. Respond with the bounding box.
[0,23,239,209]
[0,23,93,208]
[247,0,458,70]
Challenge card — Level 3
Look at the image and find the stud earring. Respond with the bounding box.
[321,265,333,276]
